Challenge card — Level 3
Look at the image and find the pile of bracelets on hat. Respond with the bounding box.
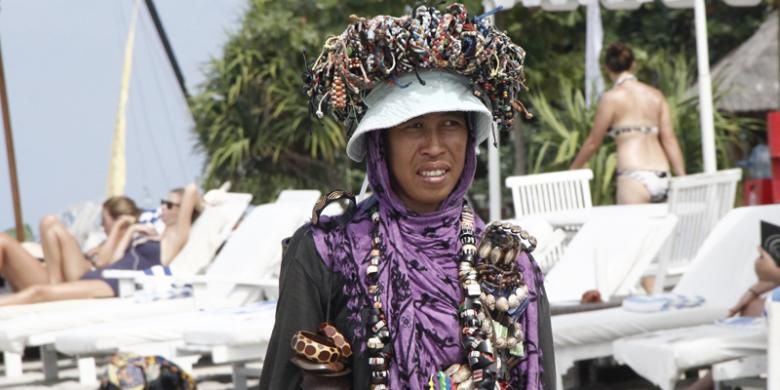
[304,2,531,136]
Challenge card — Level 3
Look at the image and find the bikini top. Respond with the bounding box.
[607,125,658,139]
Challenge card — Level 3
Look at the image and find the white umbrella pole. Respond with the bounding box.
[694,0,717,173]
[489,132,502,221]
[483,0,502,221]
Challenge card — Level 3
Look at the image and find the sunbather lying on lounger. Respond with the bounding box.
[686,247,779,390]
[0,184,201,306]
[0,196,140,291]
[39,196,141,285]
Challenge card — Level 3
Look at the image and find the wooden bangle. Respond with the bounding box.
[319,322,353,358]
[291,331,340,364]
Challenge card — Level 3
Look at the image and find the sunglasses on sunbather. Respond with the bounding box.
[160,199,180,210]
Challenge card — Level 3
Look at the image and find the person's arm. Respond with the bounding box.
[91,215,136,267]
[755,248,780,283]
[729,280,777,316]
[173,184,200,239]
[569,95,614,170]
[658,98,686,176]
[110,223,158,262]
[729,249,780,316]
[260,226,327,390]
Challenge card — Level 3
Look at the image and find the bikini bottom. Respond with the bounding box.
[617,169,670,203]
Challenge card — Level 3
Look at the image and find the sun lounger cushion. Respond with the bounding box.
[0,297,196,354]
[552,304,729,348]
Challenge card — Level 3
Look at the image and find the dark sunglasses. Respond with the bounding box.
[160,199,180,210]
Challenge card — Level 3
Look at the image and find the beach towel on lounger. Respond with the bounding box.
[622,293,705,313]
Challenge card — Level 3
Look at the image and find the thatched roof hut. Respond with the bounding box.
[710,12,779,112]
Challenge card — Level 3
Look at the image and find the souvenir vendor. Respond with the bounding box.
[260,3,555,389]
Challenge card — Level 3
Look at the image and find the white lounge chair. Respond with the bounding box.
[0,190,253,380]
[505,169,593,220]
[177,301,278,390]
[551,204,780,389]
[651,168,742,293]
[52,195,317,385]
[544,204,678,303]
[613,286,780,389]
[707,288,779,389]
[613,319,766,390]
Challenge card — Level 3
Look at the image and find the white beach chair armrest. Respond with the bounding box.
[100,270,146,297]
[102,271,184,298]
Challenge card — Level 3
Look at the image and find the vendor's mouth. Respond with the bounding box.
[418,169,449,183]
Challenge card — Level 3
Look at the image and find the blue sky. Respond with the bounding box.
[0,0,247,237]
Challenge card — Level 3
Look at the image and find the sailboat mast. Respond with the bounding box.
[0,40,24,241]
[143,0,189,100]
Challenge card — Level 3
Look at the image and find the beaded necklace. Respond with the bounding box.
[366,203,535,389]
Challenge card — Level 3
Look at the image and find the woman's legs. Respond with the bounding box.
[0,233,48,291]
[0,279,114,306]
[39,216,91,283]
[617,177,656,291]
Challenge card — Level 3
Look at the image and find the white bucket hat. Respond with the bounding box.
[346,70,495,162]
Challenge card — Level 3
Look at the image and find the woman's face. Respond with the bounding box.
[160,192,182,226]
[386,111,468,214]
[101,208,116,234]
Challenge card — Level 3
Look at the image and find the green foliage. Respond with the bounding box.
[191,0,770,205]
[525,79,616,205]
[640,51,761,172]
[3,224,35,241]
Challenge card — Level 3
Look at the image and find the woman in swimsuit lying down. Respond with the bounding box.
[570,42,685,204]
[0,196,141,292]
[0,184,201,306]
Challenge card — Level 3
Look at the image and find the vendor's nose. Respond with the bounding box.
[420,128,445,157]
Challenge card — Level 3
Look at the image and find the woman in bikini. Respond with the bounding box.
[0,184,200,306]
[38,196,141,285]
[0,196,140,292]
[570,42,686,204]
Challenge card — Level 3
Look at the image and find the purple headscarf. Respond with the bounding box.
[312,123,544,388]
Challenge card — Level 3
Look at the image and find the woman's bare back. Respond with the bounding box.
[604,80,671,172]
